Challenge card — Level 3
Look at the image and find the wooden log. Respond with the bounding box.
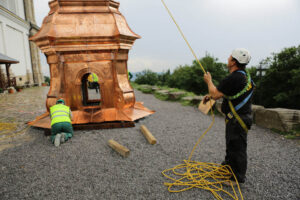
[108,139,130,157]
[140,125,157,145]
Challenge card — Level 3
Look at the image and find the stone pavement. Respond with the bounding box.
[0,87,48,152]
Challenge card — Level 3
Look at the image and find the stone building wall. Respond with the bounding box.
[0,0,44,87]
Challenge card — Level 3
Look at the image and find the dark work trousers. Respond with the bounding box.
[93,82,99,93]
[224,114,252,183]
[51,122,74,143]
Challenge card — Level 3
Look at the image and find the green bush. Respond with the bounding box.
[44,76,50,85]
[254,45,300,109]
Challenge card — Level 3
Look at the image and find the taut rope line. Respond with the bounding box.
[160,1,244,199]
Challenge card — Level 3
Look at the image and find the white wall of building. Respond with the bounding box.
[16,0,25,19]
[0,21,5,54]
[0,0,33,82]
[0,0,25,19]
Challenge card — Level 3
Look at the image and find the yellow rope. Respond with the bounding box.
[161,0,206,74]
[160,0,244,199]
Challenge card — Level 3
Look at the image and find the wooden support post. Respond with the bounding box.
[108,139,130,157]
[5,64,11,87]
[0,66,3,89]
[140,125,157,145]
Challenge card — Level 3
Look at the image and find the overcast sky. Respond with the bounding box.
[33,0,300,76]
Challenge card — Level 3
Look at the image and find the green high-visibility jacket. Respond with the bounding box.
[128,71,133,80]
[88,73,99,83]
[50,104,71,126]
[92,73,98,82]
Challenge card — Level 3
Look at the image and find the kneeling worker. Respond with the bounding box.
[50,99,73,147]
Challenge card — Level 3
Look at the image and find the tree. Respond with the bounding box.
[255,45,300,109]
[157,69,171,86]
[135,70,158,85]
[167,64,195,91]
[44,76,50,85]
[167,54,228,95]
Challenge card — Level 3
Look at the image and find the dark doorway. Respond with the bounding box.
[81,73,101,106]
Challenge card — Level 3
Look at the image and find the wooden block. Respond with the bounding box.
[140,125,157,145]
[198,96,215,115]
[108,139,130,157]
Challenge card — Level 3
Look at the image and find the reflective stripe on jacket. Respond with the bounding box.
[50,104,71,126]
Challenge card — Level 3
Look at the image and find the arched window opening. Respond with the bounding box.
[81,73,101,106]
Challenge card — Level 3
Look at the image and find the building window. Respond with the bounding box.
[19,77,22,81]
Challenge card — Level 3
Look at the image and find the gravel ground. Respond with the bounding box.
[0,88,299,200]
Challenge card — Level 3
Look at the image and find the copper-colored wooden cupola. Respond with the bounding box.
[29,0,154,129]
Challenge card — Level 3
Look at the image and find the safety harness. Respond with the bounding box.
[225,70,254,133]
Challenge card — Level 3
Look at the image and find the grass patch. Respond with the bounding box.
[139,87,153,94]
[183,92,197,97]
[271,128,300,139]
[285,134,298,139]
[154,91,169,101]
[131,83,154,94]
[133,83,206,107]
[130,82,139,89]
[180,100,194,106]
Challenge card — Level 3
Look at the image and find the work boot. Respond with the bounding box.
[221,160,229,165]
[60,133,66,143]
[54,134,61,147]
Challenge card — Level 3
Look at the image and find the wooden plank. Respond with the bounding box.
[33,121,134,131]
[140,125,157,145]
[73,121,135,130]
[108,139,130,157]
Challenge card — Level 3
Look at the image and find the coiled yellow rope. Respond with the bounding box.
[161,1,244,199]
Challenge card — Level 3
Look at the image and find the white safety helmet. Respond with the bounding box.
[231,48,251,64]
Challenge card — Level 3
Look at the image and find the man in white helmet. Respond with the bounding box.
[204,48,254,185]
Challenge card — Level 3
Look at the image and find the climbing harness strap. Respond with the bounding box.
[224,70,252,100]
[226,100,249,133]
[225,71,254,133]
[235,89,253,111]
